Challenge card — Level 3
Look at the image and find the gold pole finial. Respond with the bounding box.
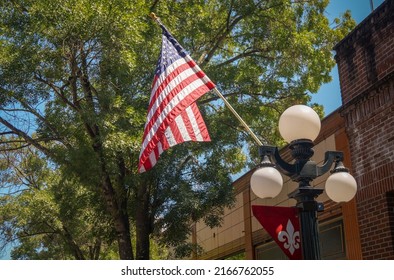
[149,12,159,20]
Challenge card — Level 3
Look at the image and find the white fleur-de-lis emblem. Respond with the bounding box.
[277,219,300,255]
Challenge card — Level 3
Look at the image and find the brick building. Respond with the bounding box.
[191,0,394,260]
[334,0,394,259]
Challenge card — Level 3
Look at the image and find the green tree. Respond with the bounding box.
[0,0,355,259]
[0,141,118,259]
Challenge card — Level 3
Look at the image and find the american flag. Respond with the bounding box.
[138,25,215,173]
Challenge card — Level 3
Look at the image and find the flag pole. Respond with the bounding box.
[211,88,263,146]
[149,13,263,147]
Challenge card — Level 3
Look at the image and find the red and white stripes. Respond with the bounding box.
[138,51,214,173]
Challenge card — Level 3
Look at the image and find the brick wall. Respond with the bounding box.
[335,0,394,105]
[335,0,394,260]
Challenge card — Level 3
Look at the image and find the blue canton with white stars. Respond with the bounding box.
[155,26,188,77]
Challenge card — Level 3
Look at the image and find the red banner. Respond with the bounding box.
[252,205,302,260]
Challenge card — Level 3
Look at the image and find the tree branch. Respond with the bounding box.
[34,74,79,111]
[199,91,240,104]
[215,49,274,67]
[61,225,86,260]
[201,13,245,67]
[0,143,31,152]
[150,0,160,11]
[0,131,15,136]
[0,116,52,157]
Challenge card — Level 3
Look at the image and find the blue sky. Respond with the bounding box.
[311,0,385,115]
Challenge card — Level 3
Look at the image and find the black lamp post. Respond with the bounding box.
[250,105,357,260]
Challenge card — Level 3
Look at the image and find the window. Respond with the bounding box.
[255,242,288,260]
[319,219,346,259]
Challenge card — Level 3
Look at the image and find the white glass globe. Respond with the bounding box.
[250,167,283,199]
[325,172,357,203]
[278,105,321,143]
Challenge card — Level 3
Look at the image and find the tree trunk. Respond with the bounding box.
[135,184,151,260]
[100,170,134,260]
[87,122,133,259]
[93,140,133,259]
[62,225,85,260]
